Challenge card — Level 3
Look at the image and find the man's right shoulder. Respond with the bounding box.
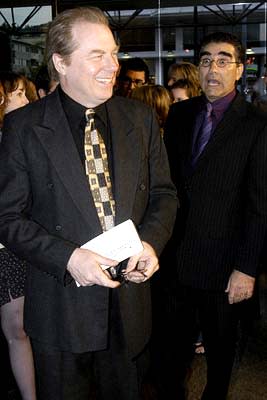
[110,94,152,113]
[5,95,48,125]
[168,95,201,120]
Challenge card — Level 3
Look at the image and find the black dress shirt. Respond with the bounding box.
[58,86,114,182]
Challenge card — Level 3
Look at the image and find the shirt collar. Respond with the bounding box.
[59,85,108,127]
[205,89,236,115]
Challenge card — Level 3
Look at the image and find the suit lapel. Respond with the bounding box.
[34,90,101,231]
[106,98,140,224]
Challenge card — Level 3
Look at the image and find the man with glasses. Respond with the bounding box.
[115,57,149,97]
[157,32,267,399]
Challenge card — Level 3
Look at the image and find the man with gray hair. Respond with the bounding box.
[0,7,177,400]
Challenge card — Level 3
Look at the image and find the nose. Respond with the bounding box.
[24,95,29,105]
[107,54,119,72]
[209,60,219,71]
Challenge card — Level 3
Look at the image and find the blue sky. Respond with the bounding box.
[0,6,52,27]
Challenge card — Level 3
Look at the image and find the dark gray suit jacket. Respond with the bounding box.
[0,89,177,355]
[164,93,267,291]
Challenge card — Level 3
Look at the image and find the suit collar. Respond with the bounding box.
[35,89,102,233]
[191,92,247,171]
[105,97,139,224]
[35,92,139,230]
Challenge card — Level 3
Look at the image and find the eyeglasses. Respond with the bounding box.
[199,58,240,68]
[121,77,145,87]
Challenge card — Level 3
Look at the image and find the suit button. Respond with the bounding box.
[139,183,146,191]
[55,225,62,231]
[185,183,190,191]
[47,183,54,189]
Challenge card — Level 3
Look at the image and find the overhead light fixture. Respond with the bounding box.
[122,52,130,58]
[167,51,174,58]
[246,48,255,54]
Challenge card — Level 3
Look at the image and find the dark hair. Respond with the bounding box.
[35,65,51,94]
[171,78,189,89]
[199,32,246,64]
[0,71,27,127]
[0,71,26,96]
[170,78,200,98]
[118,57,150,83]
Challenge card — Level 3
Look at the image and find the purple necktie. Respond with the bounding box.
[192,102,213,165]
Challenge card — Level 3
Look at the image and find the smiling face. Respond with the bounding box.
[53,21,119,107]
[5,80,29,114]
[198,42,243,102]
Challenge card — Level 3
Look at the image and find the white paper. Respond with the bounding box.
[76,219,143,286]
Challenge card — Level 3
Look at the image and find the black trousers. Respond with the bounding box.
[151,284,240,400]
[31,290,148,400]
[31,330,147,400]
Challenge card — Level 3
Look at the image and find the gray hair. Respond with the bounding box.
[46,7,109,80]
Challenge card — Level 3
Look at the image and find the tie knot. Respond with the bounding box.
[85,108,95,123]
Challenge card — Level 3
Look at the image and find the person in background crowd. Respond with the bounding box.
[0,81,5,141]
[115,57,150,97]
[170,78,201,103]
[34,65,58,98]
[158,31,267,400]
[131,84,171,136]
[167,61,202,93]
[252,64,267,112]
[25,77,38,103]
[0,7,177,400]
[170,79,190,102]
[0,72,36,400]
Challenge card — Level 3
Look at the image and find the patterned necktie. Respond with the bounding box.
[192,102,213,165]
[84,108,115,232]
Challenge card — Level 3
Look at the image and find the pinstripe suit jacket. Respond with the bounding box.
[164,93,267,290]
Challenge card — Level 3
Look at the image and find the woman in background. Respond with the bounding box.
[25,77,38,103]
[170,78,201,103]
[0,71,36,400]
[131,84,171,136]
[167,61,202,95]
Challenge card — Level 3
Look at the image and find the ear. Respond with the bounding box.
[0,96,4,106]
[236,63,244,81]
[52,53,67,76]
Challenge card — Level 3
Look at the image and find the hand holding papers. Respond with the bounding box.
[76,220,143,286]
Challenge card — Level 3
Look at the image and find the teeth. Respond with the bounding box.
[208,80,219,85]
[97,78,113,83]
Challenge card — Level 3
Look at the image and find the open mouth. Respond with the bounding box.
[207,79,220,86]
[96,77,114,85]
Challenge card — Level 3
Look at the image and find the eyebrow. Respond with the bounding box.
[89,45,119,56]
[200,50,234,59]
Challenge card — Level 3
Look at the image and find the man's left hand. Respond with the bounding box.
[225,269,255,304]
[124,241,159,283]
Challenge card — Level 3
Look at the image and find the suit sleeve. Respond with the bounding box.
[136,107,178,255]
[235,121,267,276]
